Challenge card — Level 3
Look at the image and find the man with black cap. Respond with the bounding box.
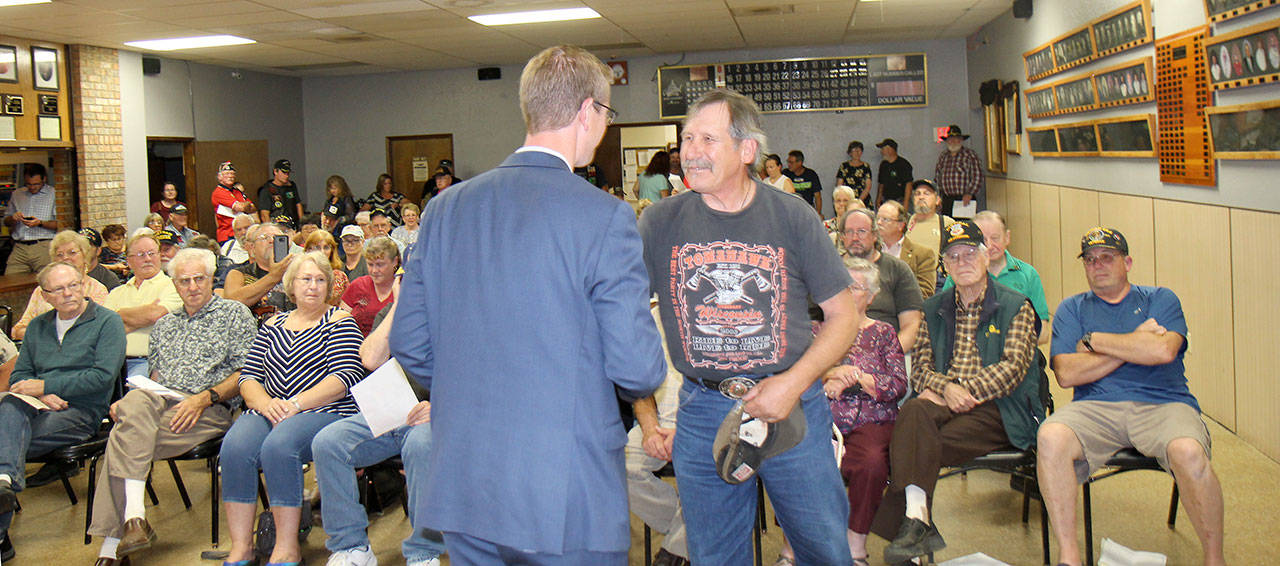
[933,125,984,218]
[905,179,953,260]
[258,159,303,226]
[154,230,180,272]
[211,162,254,244]
[1037,228,1225,566]
[872,219,1041,565]
[164,204,199,247]
[875,139,913,207]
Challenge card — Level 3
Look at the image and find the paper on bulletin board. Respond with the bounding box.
[624,149,637,165]
[0,116,14,141]
[412,157,431,182]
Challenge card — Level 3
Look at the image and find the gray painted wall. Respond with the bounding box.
[967,0,1280,213]
[139,57,307,197]
[302,39,974,217]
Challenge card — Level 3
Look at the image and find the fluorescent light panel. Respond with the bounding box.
[469,7,600,26]
[124,35,255,51]
[0,0,51,6]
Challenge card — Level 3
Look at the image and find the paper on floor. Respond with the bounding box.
[1099,538,1167,566]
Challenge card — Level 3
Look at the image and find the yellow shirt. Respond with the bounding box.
[103,272,183,357]
[905,213,954,256]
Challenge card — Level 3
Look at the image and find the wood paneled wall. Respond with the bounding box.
[986,178,1277,462]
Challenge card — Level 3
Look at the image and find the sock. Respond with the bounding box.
[904,484,928,522]
[123,479,147,521]
[100,537,120,559]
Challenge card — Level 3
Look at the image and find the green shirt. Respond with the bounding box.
[941,250,1050,320]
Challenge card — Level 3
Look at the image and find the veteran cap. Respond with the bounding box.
[712,403,806,485]
[941,220,985,253]
[1078,227,1129,257]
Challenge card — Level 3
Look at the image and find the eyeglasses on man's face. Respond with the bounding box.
[593,100,617,124]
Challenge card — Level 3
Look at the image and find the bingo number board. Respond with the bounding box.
[658,54,927,119]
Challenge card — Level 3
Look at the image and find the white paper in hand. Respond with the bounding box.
[350,358,419,437]
[952,200,978,219]
[126,375,186,401]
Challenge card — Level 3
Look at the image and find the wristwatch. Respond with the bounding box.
[206,389,221,404]
[1081,332,1095,353]
[289,398,302,412]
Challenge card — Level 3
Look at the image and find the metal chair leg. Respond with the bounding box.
[1167,483,1180,527]
[84,456,99,544]
[643,524,653,566]
[168,460,192,509]
[58,465,78,505]
[145,476,160,506]
[1040,497,1050,566]
[1083,482,1094,566]
[211,455,221,548]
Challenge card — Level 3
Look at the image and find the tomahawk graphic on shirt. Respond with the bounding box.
[671,240,787,371]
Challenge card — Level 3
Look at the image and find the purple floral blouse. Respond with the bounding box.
[814,320,908,434]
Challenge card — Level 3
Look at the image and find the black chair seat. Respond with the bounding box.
[1100,447,1164,470]
[1081,447,1180,565]
[170,436,223,461]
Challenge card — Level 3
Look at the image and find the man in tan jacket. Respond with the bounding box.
[877,200,938,298]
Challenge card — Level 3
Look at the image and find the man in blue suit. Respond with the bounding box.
[390,45,666,565]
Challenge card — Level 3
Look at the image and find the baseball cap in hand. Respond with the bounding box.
[713,402,806,484]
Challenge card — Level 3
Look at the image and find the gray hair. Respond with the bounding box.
[167,247,216,279]
[354,211,371,224]
[685,89,769,174]
[232,213,256,228]
[832,185,857,202]
[36,261,80,289]
[973,210,1007,229]
[839,207,882,251]
[845,256,881,296]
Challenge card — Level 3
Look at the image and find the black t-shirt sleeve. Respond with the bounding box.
[791,200,852,304]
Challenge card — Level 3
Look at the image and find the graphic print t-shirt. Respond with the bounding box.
[639,181,852,380]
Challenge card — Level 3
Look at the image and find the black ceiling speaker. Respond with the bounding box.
[142,57,161,75]
[1013,0,1033,19]
[477,67,501,81]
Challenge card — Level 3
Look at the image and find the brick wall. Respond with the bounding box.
[69,44,126,230]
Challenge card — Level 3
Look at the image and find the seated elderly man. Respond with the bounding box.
[104,233,184,379]
[0,262,126,561]
[88,248,257,566]
[871,220,1041,564]
[1038,228,1225,566]
[941,210,1050,344]
[224,222,296,323]
[220,213,257,265]
[837,208,924,354]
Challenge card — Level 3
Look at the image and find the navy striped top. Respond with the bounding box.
[239,306,366,416]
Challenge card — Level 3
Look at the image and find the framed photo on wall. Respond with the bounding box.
[1026,86,1056,116]
[1095,59,1153,105]
[1097,114,1156,157]
[1205,100,1280,158]
[31,46,58,91]
[1054,76,1097,112]
[1028,127,1060,155]
[1205,0,1279,23]
[0,45,17,83]
[1005,87,1022,154]
[1025,45,1055,81]
[1204,20,1280,90]
[1053,29,1096,69]
[1058,123,1100,154]
[1092,1,1150,53]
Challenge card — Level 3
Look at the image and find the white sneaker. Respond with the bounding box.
[407,558,441,566]
[326,546,377,566]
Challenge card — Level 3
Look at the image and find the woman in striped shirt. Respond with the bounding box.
[219,251,366,566]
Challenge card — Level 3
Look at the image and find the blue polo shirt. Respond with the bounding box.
[1050,285,1198,411]
[942,250,1050,320]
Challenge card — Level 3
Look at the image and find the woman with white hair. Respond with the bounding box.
[825,185,862,233]
[219,251,365,566]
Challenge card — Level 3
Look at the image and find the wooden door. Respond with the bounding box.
[192,140,268,238]
[593,126,622,191]
[386,135,453,205]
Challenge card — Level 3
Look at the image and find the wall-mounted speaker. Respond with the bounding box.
[142,57,161,75]
[477,67,501,81]
[1013,0,1033,19]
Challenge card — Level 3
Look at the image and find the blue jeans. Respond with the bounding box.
[219,411,343,508]
[311,415,444,562]
[124,358,149,380]
[0,399,100,536]
[443,532,625,566]
[673,378,853,565]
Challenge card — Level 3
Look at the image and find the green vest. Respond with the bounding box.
[923,277,1044,450]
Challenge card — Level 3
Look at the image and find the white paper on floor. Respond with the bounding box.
[939,553,1011,566]
[1098,538,1167,566]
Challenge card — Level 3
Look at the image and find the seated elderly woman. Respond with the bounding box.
[340,236,399,336]
[776,257,907,566]
[11,230,110,340]
[825,184,862,234]
[218,251,365,566]
[303,229,348,305]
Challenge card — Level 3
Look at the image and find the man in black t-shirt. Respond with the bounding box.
[783,149,823,214]
[876,138,913,207]
[257,159,303,226]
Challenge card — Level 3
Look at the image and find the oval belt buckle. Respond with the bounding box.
[719,376,756,400]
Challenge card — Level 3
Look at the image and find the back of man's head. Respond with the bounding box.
[519,45,612,134]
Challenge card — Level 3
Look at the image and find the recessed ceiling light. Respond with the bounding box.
[469,7,600,26]
[0,0,51,6]
[124,35,255,51]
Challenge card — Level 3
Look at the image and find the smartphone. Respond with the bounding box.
[273,234,290,263]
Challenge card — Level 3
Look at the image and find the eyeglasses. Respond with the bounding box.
[41,280,83,295]
[1082,252,1122,267]
[54,249,84,260]
[842,228,872,237]
[295,275,327,287]
[593,100,618,124]
[943,248,983,265]
[130,250,158,259]
[174,275,209,287]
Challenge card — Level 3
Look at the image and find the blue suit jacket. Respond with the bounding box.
[390,149,666,553]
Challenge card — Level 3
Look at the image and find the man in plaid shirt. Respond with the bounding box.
[872,220,1042,564]
[933,125,984,218]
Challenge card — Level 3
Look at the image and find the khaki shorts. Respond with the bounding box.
[1043,400,1211,483]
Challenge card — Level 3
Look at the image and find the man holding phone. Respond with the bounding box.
[223,223,294,323]
[4,164,59,275]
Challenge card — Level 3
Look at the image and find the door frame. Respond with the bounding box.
[146,136,196,226]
